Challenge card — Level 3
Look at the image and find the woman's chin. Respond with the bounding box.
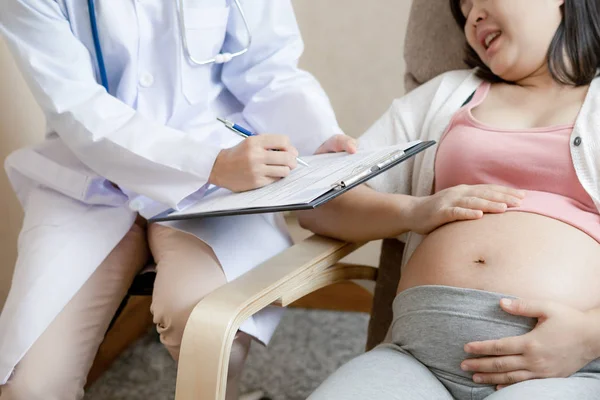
[487,63,514,81]
[487,57,530,82]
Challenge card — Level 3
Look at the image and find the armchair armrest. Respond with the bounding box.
[174,234,375,400]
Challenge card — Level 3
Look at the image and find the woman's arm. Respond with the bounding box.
[298,183,525,243]
[297,185,418,243]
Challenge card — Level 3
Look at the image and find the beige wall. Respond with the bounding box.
[294,0,411,137]
[0,1,412,309]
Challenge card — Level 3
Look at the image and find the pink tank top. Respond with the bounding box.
[435,82,600,243]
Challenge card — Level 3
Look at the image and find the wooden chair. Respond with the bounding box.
[172,1,469,398]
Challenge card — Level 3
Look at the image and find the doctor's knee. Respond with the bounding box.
[150,297,251,378]
[148,224,228,361]
[150,277,226,361]
[151,298,195,360]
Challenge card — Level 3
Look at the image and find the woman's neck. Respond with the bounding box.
[516,70,567,92]
[512,64,587,94]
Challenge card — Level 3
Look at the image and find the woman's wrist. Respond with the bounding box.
[393,194,421,235]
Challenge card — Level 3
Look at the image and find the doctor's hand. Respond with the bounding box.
[407,184,526,235]
[209,134,299,192]
[315,134,358,155]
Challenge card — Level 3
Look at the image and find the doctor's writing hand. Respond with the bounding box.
[209,134,299,192]
[462,298,598,389]
[315,134,358,155]
[407,184,526,235]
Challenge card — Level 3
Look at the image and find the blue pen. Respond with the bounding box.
[217,117,310,167]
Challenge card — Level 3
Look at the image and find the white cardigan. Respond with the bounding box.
[358,69,600,266]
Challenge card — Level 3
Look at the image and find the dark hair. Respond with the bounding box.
[449,0,600,86]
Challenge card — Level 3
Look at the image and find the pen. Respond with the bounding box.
[217,117,310,167]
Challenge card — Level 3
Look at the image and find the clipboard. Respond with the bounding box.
[150,140,436,222]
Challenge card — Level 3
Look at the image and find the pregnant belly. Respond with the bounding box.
[397,212,600,310]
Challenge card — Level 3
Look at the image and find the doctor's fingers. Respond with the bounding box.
[328,134,358,153]
[263,165,293,179]
[264,150,297,169]
[255,134,299,156]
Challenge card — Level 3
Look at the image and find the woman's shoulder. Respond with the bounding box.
[419,69,479,95]
[388,69,481,119]
[434,69,478,83]
[589,73,600,92]
[576,73,600,114]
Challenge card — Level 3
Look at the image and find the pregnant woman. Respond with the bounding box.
[299,0,600,398]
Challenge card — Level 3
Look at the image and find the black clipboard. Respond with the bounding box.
[150,140,436,222]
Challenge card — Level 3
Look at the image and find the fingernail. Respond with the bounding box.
[501,298,512,307]
[461,363,470,371]
[474,376,482,383]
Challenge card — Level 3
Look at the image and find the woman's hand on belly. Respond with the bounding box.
[409,184,525,235]
[461,298,600,388]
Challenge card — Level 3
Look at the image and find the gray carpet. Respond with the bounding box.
[85,309,369,400]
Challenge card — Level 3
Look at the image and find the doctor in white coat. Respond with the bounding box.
[0,0,356,399]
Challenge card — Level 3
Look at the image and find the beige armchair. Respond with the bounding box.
[174,1,468,399]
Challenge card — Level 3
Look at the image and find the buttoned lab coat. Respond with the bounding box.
[0,0,342,384]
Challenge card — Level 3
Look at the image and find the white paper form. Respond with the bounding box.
[166,141,420,217]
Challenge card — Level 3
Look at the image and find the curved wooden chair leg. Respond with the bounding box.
[173,235,366,400]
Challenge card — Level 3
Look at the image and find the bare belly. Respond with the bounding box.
[397,212,600,310]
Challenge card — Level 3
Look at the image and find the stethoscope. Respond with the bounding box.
[87,0,252,93]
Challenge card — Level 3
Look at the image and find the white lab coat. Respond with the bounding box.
[0,0,342,384]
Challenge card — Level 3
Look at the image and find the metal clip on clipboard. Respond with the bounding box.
[333,149,405,190]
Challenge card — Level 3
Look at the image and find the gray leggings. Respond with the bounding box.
[309,285,600,400]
